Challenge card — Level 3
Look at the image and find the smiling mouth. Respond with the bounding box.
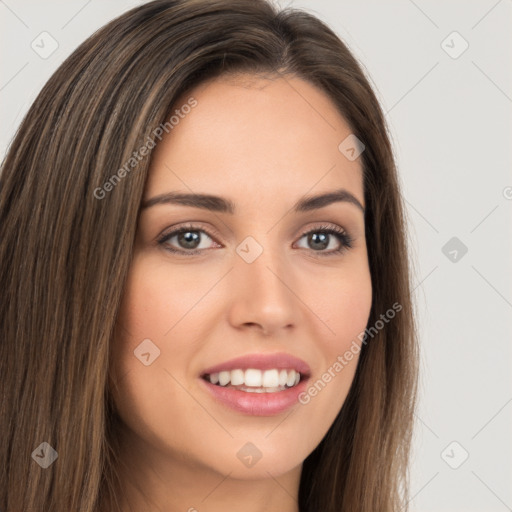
[202,368,305,393]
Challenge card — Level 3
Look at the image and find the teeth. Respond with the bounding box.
[242,387,266,393]
[262,369,279,387]
[206,368,303,390]
[245,369,262,387]
[286,369,297,387]
[218,371,230,386]
[230,369,245,386]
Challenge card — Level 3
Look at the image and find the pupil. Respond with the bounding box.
[309,232,328,250]
[179,231,200,249]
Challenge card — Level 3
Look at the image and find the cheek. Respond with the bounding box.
[109,260,207,455]
[114,253,217,358]
[310,259,373,351]
[110,258,177,413]
[332,279,372,346]
[298,261,372,421]
[115,256,191,336]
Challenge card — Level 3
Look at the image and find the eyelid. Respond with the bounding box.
[296,222,347,238]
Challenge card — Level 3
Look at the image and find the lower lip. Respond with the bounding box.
[199,377,309,416]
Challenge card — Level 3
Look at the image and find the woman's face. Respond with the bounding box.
[111,73,372,482]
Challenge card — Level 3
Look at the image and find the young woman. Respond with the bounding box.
[0,1,419,511]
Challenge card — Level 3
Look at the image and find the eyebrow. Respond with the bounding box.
[141,188,365,214]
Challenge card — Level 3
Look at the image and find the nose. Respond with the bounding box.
[226,243,299,337]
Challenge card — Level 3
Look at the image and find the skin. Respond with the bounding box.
[110,73,372,512]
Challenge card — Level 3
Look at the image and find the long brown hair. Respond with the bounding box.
[0,1,419,510]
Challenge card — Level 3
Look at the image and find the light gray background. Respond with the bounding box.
[1,1,511,510]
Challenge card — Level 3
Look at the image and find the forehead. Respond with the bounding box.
[144,74,364,208]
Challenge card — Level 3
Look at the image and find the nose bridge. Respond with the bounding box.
[235,234,288,297]
[228,233,298,332]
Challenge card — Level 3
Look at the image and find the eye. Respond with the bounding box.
[294,224,353,256]
[157,223,353,256]
[157,224,219,255]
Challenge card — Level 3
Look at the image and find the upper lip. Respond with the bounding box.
[200,352,311,377]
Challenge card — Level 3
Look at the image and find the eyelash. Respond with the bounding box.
[156,223,353,257]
